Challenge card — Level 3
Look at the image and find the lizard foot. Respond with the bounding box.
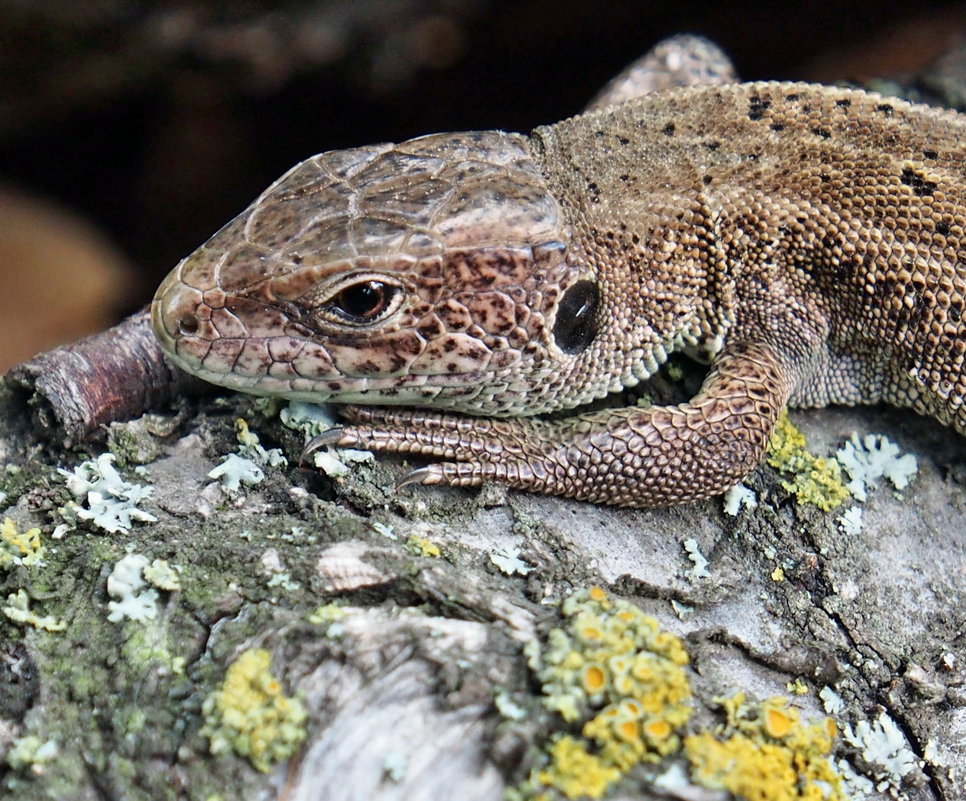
[303,342,793,506]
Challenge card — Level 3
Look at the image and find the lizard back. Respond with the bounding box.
[535,81,966,432]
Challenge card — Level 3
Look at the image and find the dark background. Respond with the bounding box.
[1,0,964,367]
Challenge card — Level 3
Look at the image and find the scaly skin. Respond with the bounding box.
[152,49,966,507]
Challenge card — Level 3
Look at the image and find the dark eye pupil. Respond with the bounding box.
[334,281,388,320]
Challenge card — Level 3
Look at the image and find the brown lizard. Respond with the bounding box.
[151,38,966,507]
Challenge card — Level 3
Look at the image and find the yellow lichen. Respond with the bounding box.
[406,534,441,558]
[766,412,849,510]
[2,589,65,632]
[200,648,307,772]
[142,558,181,591]
[535,736,622,800]
[307,603,346,625]
[518,587,692,799]
[582,663,607,694]
[0,518,44,568]
[685,693,845,801]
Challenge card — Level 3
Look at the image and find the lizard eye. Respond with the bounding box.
[324,280,402,325]
[553,280,599,354]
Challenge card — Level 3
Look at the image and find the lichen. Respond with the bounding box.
[535,736,622,800]
[279,400,338,438]
[842,711,917,792]
[208,454,264,493]
[235,418,287,468]
[106,554,160,623]
[516,587,692,799]
[723,483,758,515]
[55,453,158,535]
[837,506,863,535]
[766,412,849,510]
[0,517,44,568]
[6,735,59,774]
[279,402,374,475]
[682,538,710,579]
[406,534,441,558]
[685,693,846,801]
[836,433,917,502]
[490,545,534,576]
[142,558,182,592]
[209,418,288,493]
[2,589,66,631]
[200,648,307,773]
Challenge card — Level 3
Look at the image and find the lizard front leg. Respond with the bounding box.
[306,342,796,507]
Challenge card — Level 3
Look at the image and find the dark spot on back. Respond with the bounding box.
[702,175,713,185]
[705,140,720,151]
[835,98,851,107]
[618,136,630,145]
[785,92,799,102]
[770,122,785,132]
[900,167,937,197]
[663,122,676,136]
[876,103,894,116]
[811,127,831,139]
[936,221,950,236]
[922,149,938,160]
[747,95,771,121]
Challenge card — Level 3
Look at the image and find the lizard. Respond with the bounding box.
[151,37,966,507]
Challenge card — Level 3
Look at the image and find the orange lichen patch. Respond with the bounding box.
[535,736,621,800]
[685,694,846,801]
[764,704,796,739]
[766,412,849,510]
[200,648,307,773]
[578,622,604,642]
[616,719,639,742]
[518,587,693,798]
[644,719,672,741]
[582,663,608,694]
[619,699,642,718]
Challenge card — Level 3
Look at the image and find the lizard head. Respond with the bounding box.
[152,130,620,415]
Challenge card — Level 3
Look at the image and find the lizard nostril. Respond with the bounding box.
[177,314,200,336]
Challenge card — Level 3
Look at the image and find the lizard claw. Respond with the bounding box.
[396,466,441,489]
[300,426,349,465]
[397,462,488,490]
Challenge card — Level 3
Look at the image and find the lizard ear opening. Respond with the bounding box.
[553,280,599,354]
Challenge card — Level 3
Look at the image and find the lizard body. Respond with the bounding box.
[152,72,966,506]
